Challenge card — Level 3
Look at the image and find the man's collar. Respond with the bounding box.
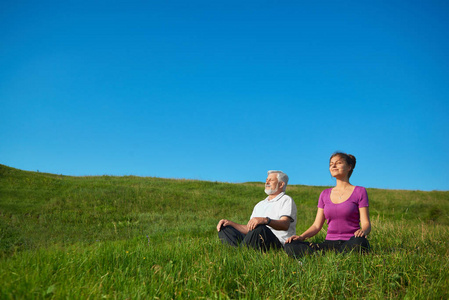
[266,191,285,202]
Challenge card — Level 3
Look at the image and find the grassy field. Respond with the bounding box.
[1,164,448,299]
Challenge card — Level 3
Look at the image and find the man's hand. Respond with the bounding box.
[246,217,268,231]
[217,219,231,231]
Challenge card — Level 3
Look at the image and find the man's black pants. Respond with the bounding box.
[218,225,283,251]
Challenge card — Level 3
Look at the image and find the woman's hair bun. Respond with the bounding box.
[348,154,356,169]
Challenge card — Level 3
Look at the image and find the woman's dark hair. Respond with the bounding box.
[330,152,357,178]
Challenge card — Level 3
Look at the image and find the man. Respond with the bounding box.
[216,170,297,251]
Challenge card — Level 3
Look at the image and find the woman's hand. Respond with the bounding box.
[285,235,305,243]
[354,229,367,238]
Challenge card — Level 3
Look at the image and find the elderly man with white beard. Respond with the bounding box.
[216,170,297,251]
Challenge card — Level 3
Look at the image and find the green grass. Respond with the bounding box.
[1,164,448,299]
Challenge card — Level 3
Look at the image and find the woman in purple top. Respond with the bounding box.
[284,152,371,258]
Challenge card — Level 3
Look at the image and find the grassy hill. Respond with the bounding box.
[1,164,448,299]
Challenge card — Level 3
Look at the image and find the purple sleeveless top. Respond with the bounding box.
[318,186,369,240]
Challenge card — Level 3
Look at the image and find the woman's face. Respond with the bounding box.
[329,155,352,179]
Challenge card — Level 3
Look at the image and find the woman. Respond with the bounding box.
[284,152,371,258]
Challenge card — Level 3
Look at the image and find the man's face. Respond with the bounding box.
[265,173,281,195]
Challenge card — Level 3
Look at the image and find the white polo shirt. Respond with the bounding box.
[250,192,297,244]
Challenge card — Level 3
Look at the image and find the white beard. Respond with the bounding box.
[264,189,276,195]
[264,183,279,195]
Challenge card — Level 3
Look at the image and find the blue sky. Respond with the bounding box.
[1,0,448,191]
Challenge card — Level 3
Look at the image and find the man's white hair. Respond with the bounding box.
[267,170,289,192]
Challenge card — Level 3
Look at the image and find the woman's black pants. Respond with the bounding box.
[284,236,370,259]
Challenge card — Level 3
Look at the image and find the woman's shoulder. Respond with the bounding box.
[353,186,368,194]
[352,186,369,203]
[320,188,333,195]
[319,188,333,199]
